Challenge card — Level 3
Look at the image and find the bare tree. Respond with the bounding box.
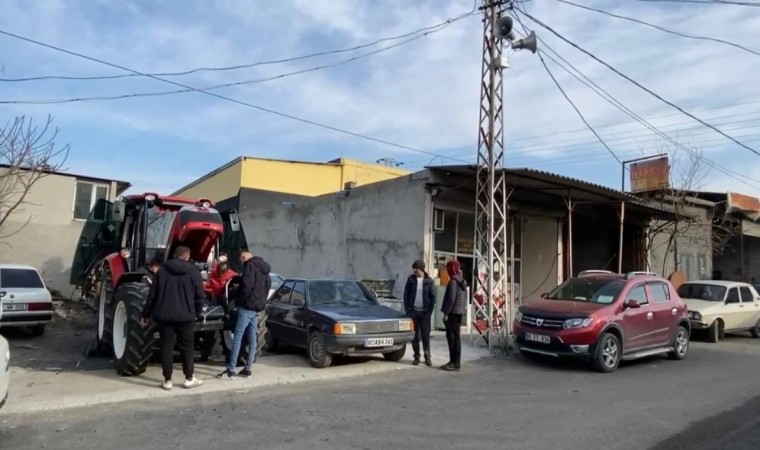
[641,141,734,276]
[0,115,70,242]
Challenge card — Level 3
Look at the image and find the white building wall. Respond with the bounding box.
[239,174,430,298]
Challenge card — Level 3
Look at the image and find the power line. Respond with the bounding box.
[638,0,760,5]
[534,39,623,164]
[0,12,477,83]
[518,9,760,158]
[0,28,471,164]
[556,0,760,56]
[0,20,471,105]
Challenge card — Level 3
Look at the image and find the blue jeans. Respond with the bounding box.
[227,308,258,372]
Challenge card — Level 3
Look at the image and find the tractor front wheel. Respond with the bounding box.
[112,282,156,376]
[97,263,116,355]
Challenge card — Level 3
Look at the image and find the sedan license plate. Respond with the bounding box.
[365,337,394,347]
[525,332,550,344]
[2,303,27,312]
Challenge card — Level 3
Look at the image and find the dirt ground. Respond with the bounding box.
[0,300,111,372]
[0,299,251,373]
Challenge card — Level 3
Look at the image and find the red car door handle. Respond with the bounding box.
[647,312,654,320]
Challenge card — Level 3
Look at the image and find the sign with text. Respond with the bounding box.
[630,156,670,193]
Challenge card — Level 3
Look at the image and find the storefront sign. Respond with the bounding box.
[457,237,474,254]
[727,192,760,221]
[630,156,670,193]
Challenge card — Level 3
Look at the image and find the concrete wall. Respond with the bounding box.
[239,173,429,298]
[521,215,561,301]
[649,204,713,281]
[713,234,760,282]
[0,171,120,295]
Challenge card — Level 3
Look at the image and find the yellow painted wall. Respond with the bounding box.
[176,157,411,200]
[241,159,342,196]
[176,160,243,202]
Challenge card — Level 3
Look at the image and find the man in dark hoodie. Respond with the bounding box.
[140,246,205,390]
[441,259,468,372]
[403,259,435,366]
[218,250,271,379]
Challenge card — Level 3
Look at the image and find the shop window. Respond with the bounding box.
[434,210,457,253]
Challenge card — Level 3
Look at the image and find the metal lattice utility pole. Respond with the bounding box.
[472,1,537,351]
[473,0,509,351]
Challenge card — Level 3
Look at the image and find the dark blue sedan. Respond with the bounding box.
[264,278,415,368]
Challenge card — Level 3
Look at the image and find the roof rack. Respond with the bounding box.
[625,271,659,279]
[578,270,615,277]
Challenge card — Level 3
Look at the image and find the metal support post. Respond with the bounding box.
[618,202,626,273]
[473,0,508,351]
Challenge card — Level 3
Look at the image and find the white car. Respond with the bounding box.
[0,264,53,336]
[0,293,10,410]
[0,335,8,410]
[677,280,760,342]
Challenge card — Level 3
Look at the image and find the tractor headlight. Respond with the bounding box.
[563,318,594,329]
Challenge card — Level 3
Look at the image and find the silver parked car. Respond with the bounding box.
[0,264,53,336]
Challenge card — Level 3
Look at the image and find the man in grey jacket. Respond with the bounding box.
[441,259,468,372]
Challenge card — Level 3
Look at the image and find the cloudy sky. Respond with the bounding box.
[1,0,759,195]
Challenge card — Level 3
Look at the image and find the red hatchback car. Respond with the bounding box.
[513,271,691,372]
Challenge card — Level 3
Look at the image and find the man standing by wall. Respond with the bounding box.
[403,260,435,366]
[218,251,271,379]
[141,246,205,390]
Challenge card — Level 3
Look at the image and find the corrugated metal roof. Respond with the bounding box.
[426,164,675,218]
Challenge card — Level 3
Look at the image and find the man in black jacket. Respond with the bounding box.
[403,260,436,367]
[140,246,205,390]
[441,259,468,372]
[218,251,271,379]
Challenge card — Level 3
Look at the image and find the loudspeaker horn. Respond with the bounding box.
[494,15,513,40]
[512,30,538,53]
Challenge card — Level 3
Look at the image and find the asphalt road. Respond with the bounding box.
[3,337,760,450]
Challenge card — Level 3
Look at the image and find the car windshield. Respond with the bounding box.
[546,277,625,304]
[677,283,726,302]
[0,268,44,288]
[308,280,376,306]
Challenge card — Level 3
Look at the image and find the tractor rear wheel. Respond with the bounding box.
[112,282,156,376]
[97,263,116,355]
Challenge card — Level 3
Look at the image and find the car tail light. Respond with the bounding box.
[28,303,53,311]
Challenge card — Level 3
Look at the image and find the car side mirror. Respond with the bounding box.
[540,292,548,299]
[111,200,126,223]
[626,299,642,309]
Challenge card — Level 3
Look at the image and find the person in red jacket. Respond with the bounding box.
[210,260,237,301]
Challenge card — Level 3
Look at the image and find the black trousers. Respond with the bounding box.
[409,310,432,358]
[158,321,195,381]
[445,314,463,367]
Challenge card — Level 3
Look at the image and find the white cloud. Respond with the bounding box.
[0,0,759,194]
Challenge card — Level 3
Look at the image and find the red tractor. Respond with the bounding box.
[70,193,264,376]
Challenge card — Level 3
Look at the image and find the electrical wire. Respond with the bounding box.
[0,28,472,164]
[638,0,760,5]
[0,21,471,105]
[513,11,760,187]
[534,39,623,164]
[518,9,760,158]
[556,0,760,57]
[0,10,478,83]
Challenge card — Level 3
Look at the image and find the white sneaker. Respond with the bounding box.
[184,377,204,389]
[162,380,173,391]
